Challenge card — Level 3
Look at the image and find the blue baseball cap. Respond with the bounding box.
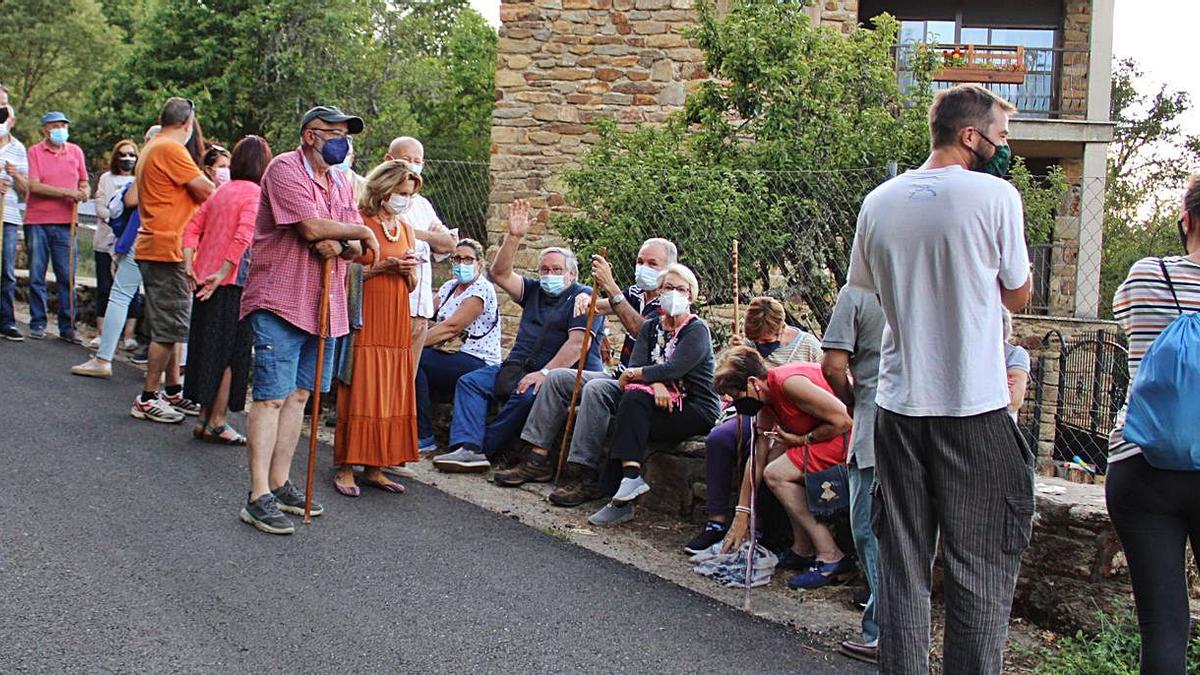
[40,111,71,125]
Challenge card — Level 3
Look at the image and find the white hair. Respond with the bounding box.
[657,262,699,299]
[538,246,578,277]
[639,237,678,264]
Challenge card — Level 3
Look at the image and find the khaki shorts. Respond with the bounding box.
[138,260,192,344]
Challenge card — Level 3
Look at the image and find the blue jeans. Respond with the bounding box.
[447,363,538,458]
[1,222,17,330]
[24,224,75,333]
[97,254,143,361]
[849,463,879,644]
[416,349,487,444]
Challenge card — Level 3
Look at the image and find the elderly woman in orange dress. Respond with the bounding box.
[333,161,422,495]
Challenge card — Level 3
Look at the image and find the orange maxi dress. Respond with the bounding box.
[333,214,419,467]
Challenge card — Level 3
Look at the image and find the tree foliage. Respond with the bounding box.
[1099,58,1200,319]
[556,0,1064,326]
[6,0,495,174]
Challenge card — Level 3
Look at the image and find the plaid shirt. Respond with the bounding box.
[239,148,358,337]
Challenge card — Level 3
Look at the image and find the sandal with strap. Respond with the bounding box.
[202,423,247,446]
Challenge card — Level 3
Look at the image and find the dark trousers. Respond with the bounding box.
[608,389,715,466]
[873,407,1035,675]
[1106,453,1200,675]
[703,414,754,517]
[416,349,486,443]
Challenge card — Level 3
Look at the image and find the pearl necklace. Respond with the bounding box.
[381,216,404,243]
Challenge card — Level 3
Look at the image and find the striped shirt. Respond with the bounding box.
[0,137,28,226]
[1108,255,1200,462]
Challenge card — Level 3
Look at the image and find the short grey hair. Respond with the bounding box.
[658,262,699,299]
[538,246,578,276]
[639,237,678,264]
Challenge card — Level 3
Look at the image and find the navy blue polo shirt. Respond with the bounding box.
[508,277,605,371]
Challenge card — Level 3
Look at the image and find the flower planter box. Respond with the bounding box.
[934,44,1027,85]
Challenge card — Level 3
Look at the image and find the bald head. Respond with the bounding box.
[386,136,424,165]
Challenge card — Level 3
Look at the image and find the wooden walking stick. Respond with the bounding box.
[555,245,608,484]
[303,257,334,523]
[731,238,740,338]
[68,201,79,332]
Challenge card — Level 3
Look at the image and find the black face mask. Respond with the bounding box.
[755,341,781,359]
[118,158,136,172]
[732,395,764,417]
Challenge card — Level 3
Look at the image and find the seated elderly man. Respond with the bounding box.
[433,200,605,473]
[493,237,677,505]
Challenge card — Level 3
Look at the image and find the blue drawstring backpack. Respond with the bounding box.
[1123,259,1200,471]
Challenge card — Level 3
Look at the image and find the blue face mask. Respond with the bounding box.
[635,264,660,291]
[48,128,69,145]
[452,263,476,284]
[320,137,350,167]
[540,274,566,296]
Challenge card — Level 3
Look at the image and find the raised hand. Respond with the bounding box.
[507,199,532,238]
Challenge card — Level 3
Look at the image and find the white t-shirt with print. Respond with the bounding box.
[405,194,449,319]
[0,137,29,226]
[847,165,1030,418]
[435,276,502,365]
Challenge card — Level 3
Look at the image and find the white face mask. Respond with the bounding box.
[386,194,411,214]
[0,121,9,138]
[215,167,231,185]
[660,290,691,317]
[407,162,423,176]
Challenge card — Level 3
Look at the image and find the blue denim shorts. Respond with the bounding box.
[248,310,336,401]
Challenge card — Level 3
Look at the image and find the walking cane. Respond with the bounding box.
[68,201,79,332]
[303,257,334,523]
[554,245,608,484]
[744,423,759,611]
[731,239,740,339]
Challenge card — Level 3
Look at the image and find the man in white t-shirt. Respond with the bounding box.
[385,136,456,369]
[846,84,1034,674]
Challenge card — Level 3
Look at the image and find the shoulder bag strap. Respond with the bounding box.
[1158,258,1184,315]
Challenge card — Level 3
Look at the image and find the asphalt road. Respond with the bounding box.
[0,334,870,674]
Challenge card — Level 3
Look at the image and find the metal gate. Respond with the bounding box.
[1049,329,1129,472]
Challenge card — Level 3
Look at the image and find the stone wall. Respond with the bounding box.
[1060,0,1093,119]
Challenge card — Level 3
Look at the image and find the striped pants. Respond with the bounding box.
[872,408,1035,674]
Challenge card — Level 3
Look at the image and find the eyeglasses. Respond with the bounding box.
[539,267,567,275]
[309,127,348,139]
[661,283,690,295]
[450,256,478,264]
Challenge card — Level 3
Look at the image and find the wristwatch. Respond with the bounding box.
[539,368,550,377]
[609,292,626,307]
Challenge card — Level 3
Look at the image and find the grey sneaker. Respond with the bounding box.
[588,502,634,527]
[432,447,491,473]
[272,480,324,517]
[240,493,296,535]
[612,476,650,504]
[29,327,46,340]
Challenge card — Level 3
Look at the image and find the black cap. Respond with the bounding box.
[300,106,363,135]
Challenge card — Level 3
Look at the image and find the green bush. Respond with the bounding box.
[1029,609,1200,674]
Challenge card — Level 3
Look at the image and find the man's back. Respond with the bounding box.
[134,137,201,262]
[848,165,1029,418]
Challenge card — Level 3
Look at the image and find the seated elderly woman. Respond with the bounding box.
[415,238,502,452]
[686,296,824,553]
[713,346,854,590]
[587,263,721,526]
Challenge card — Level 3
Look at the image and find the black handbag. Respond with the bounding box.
[803,436,850,520]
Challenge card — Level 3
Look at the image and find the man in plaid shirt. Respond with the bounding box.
[237,106,380,535]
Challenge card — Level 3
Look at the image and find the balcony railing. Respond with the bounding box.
[896,44,1088,120]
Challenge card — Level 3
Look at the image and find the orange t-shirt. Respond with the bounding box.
[133,137,203,262]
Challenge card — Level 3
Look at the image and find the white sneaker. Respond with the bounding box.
[71,358,112,379]
[130,394,185,424]
[382,465,418,479]
[612,476,650,504]
[121,338,139,351]
[85,336,102,350]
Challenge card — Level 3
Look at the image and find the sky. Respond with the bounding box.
[470,0,1200,135]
